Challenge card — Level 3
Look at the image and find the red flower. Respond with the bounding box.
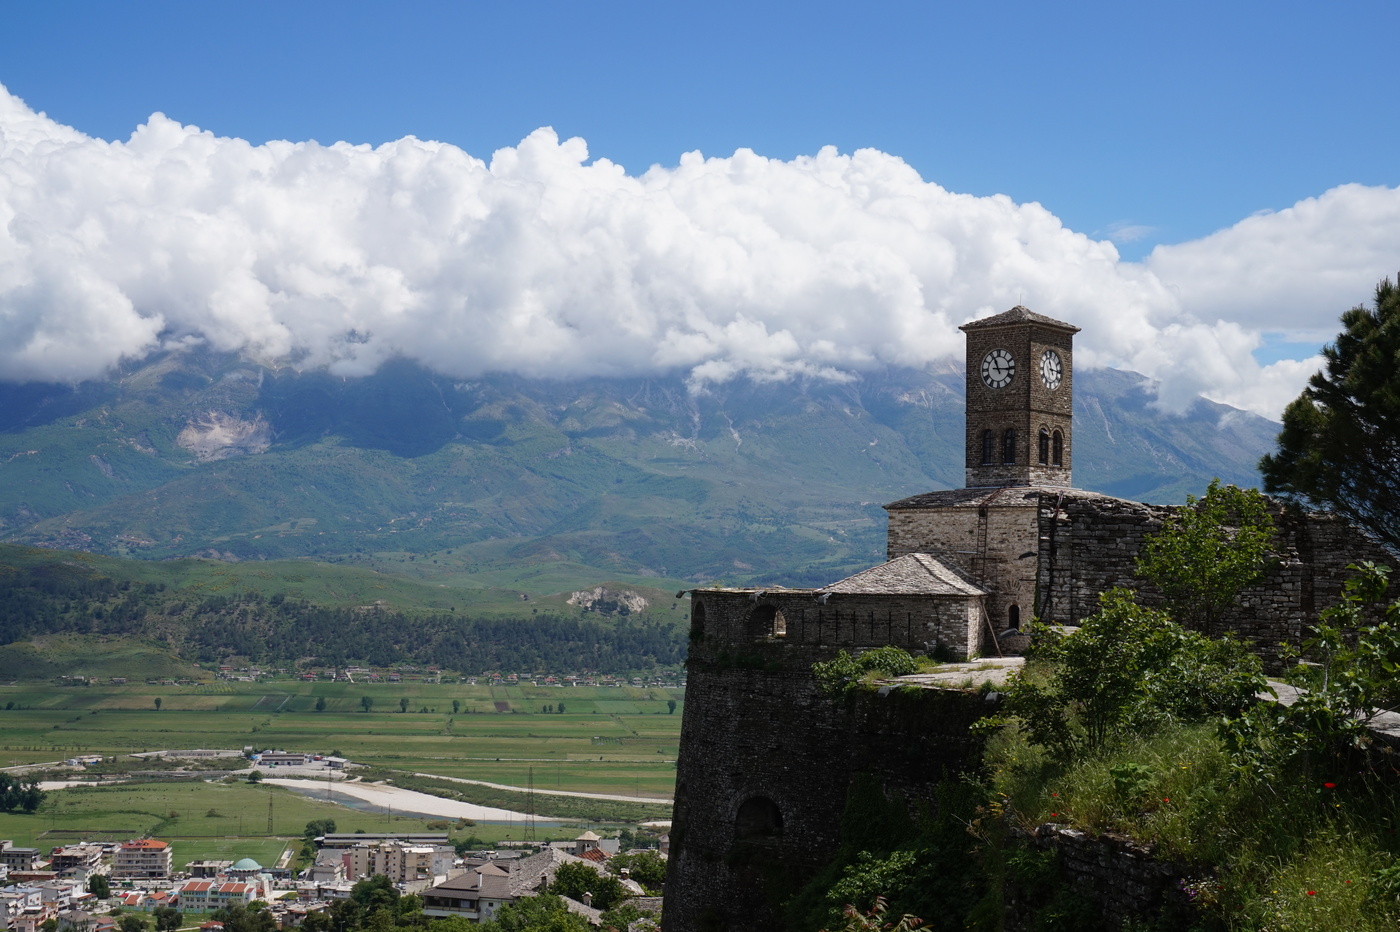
[1324,782,1336,789]
[1307,891,1316,896]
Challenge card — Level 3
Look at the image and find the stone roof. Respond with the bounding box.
[508,846,589,897]
[885,486,1124,510]
[823,553,987,597]
[958,305,1080,333]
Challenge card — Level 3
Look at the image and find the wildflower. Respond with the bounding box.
[1307,891,1316,896]
[1324,782,1336,789]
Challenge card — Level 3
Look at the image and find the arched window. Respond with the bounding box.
[981,429,995,465]
[749,604,787,638]
[1037,428,1050,465]
[1052,430,1064,467]
[1002,428,1016,465]
[735,796,783,842]
[1008,604,1021,629]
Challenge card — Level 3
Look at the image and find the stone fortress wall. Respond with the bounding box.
[889,487,1396,671]
[663,494,1397,932]
[663,609,992,932]
[662,306,1397,930]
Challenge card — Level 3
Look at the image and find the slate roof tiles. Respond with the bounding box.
[824,553,987,597]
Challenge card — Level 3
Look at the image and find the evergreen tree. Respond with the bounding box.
[1262,276,1400,549]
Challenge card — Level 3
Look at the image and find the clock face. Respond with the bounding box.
[981,348,1015,389]
[1039,349,1064,390]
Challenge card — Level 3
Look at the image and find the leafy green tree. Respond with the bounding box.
[608,850,667,893]
[152,906,183,932]
[299,911,333,932]
[478,894,590,932]
[212,903,277,932]
[452,699,460,714]
[399,697,409,713]
[996,589,1264,758]
[87,874,110,899]
[1261,277,1400,549]
[1136,479,1274,630]
[315,695,327,712]
[360,696,373,713]
[246,769,262,784]
[666,699,677,714]
[549,862,627,911]
[117,915,149,932]
[304,818,336,839]
[0,774,45,812]
[1223,561,1400,780]
[599,900,657,930]
[153,697,162,711]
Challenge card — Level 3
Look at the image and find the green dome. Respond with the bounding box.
[231,858,263,871]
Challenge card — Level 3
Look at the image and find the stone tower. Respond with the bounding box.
[960,306,1079,489]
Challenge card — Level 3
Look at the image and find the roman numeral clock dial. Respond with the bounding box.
[980,348,1015,389]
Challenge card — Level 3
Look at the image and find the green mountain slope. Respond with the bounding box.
[0,352,1280,591]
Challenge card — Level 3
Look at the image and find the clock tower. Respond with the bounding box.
[960,306,1079,488]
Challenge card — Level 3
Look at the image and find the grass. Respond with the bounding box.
[0,679,678,862]
[986,721,1400,931]
[0,682,683,796]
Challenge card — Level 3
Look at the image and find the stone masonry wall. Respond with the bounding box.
[886,501,1040,636]
[1038,494,1397,669]
[692,589,988,661]
[1004,824,1194,930]
[662,635,993,932]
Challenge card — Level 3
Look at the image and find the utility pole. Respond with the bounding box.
[525,767,536,842]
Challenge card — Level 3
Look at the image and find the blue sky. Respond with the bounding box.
[1,1,1397,417]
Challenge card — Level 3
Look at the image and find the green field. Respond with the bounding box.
[2,681,682,796]
[1,679,680,860]
[0,779,542,865]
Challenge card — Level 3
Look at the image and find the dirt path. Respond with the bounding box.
[409,771,672,805]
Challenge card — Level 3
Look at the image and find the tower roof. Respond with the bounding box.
[823,553,987,597]
[958,306,1080,333]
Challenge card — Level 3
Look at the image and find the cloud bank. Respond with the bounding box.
[2,85,1396,419]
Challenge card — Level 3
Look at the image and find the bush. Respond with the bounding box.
[990,589,1263,759]
[813,647,921,699]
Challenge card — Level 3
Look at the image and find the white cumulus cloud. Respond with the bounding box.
[0,84,1396,419]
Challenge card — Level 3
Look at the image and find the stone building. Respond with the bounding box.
[661,307,1396,932]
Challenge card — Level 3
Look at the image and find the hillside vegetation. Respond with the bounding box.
[0,544,685,675]
[0,352,1277,593]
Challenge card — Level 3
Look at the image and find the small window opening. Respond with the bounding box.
[1037,428,1050,465]
[981,429,995,465]
[1002,428,1016,465]
[750,604,786,638]
[1052,430,1064,467]
[1008,604,1021,629]
[735,796,784,842]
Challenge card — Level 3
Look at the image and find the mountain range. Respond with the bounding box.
[0,350,1281,596]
